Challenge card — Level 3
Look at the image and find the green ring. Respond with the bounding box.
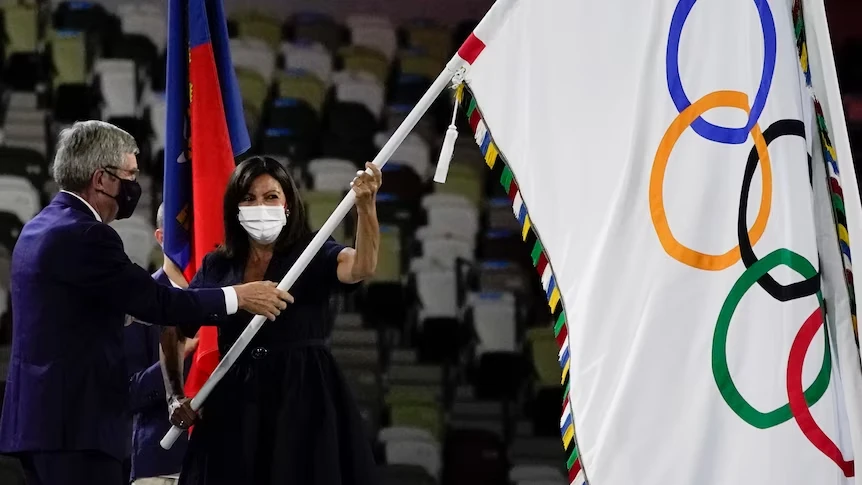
[712,248,831,429]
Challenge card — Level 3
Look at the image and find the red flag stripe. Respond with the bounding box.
[457,32,486,65]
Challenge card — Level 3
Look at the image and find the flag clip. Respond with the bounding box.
[434,67,467,184]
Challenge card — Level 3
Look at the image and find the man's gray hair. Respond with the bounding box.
[52,120,139,192]
[156,203,165,231]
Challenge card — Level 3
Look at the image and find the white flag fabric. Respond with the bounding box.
[454,0,862,484]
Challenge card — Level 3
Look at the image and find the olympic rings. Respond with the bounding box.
[649,90,772,271]
[737,119,821,301]
[667,0,777,145]
[712,248,831,429]
[654,0,852,473]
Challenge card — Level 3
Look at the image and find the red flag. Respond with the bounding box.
[164,0,249,399]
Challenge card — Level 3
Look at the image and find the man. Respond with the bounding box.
[126,203,194,485]
[0,120,292,485]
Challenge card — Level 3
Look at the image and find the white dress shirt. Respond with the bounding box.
[60,190,238,314]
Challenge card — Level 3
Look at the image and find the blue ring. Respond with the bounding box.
[666,0,777,145]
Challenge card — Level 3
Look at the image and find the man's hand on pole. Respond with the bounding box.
[233,281,293,320]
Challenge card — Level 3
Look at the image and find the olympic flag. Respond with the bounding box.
[454,0,862,484]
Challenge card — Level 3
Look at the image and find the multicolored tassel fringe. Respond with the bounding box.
[462,92,586,485]
[793,0,859,346]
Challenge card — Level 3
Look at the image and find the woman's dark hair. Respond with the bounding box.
[220,156,310,261]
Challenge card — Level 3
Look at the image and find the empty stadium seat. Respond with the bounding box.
[110,215,157,269]
[333,71,385,120]
[0,176,41,224]
[346,14,397,61]
[339,45,390,85]
[281,41,334,83]
[230,37,277,84]
[95,59,138,119]
[289,12,344,53]
[233,10,283,50]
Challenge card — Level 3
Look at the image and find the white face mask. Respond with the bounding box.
[238,205,287,244]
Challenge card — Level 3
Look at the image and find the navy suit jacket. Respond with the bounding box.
[0,192,228,460]
[125,269,189,480]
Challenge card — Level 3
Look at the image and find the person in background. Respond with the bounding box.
[0,121,293,485]
[125,203,197,485]
[162,156,382,485]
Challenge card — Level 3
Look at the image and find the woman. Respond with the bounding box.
[162,156,381,484]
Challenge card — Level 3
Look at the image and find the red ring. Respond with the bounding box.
[786,308,855,477]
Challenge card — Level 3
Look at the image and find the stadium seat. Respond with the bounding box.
[481,229,528,262]
[487,197,522,231]
[233,10,283,50]
[236,66,270,114]
[267,98,319,137]
[110,215,157,269]
[289,12,344,53]
[107,33,159,83]
[377,164,424,207]
[303,189,349,243]
[478,260,530,294]
[307,158,356,191]
[510,436,567,476]
[0,212,23,255]
[50,30,89,86]
[370,225,403,283]
[281,41,334,84]
[421,193,479,238]
[398,49,442,80]
[403,21,451,63]
[0,176,41,224]
[433,162,484,207]
[0,147,50,202]
[259,127,317,162]
[333,71,385,120]
[339,45,390,85]
[95,59,138,119]
[416,228,475,267]
[276,70,327,113]
[3,4,39,55]
[147,94,167,155]
[384,439,441,480]
[230,37,277,84]
[410,256,460,320]
[117,2,166,52]
[374,131,431,181]
[52,1,119,49]
[389,403,442,442]
[346,14,397,61]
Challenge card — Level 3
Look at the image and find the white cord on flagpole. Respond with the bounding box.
[160,55,468,450]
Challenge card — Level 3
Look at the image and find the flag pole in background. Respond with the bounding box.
[162,0,251,409]
[161,0,521,451]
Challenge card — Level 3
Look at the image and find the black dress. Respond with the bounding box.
[178,235,378,485]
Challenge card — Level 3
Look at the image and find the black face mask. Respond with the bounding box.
[101,169,142,220]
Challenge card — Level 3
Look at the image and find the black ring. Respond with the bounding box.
[738,119,820,301]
